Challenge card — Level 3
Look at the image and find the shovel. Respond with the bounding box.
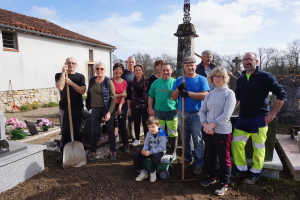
[63,73,87,168]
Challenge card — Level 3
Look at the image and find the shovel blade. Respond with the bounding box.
[63,141,87,168]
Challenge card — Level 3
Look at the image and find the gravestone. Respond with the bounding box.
[24,120,38,135]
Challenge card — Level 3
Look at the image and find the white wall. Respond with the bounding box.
[0,31,112,91]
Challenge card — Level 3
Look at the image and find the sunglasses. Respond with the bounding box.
[96,67,105,71]
[66,62,76,65]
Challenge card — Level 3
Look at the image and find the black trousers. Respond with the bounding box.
[91,107,116,153]
[203,133,232,184]
[60,107,83,153]
[131,107,148,140]
[115,103,128,146]
[133,151,164,173]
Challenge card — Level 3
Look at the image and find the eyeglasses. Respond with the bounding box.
[242,58,256,62]
[96,67,105,71]
[213,75,224,79]
[66,62,76,65]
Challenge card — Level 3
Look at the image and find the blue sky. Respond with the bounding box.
[1,0,300,61]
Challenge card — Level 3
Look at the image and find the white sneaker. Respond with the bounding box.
[132,139,140,147]
[135,170,149,182]
[150,171,156,183]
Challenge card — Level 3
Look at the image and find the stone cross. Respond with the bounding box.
[0,112,6,140]
[232,57,242,71]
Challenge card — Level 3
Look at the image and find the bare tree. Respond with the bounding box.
[159,54,177,71]
[287,39,300,70]
[133,53,154,77]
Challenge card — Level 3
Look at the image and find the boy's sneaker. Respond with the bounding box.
[200,177,217,187]
[214,183,228,196]
[150,171,157,183]
[132,139,140,147]
[135,170,149,182]
[243,173,260,184]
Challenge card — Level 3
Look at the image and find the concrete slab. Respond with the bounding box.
[276,134,300,181]
[0,142,27,159]
[0,141,46,193]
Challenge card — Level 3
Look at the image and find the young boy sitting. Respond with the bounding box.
[133,116,168,182]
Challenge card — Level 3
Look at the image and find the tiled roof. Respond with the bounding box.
[0,8,115,49]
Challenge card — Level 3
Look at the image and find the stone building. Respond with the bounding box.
[0,8,116,112]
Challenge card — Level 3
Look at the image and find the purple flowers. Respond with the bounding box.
[6,118,27,129]
[37,118,53,132]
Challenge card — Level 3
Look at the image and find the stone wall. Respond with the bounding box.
[0,87,60,112]
[277,76,300,124]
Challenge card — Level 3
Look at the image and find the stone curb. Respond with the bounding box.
[20,127,61,143]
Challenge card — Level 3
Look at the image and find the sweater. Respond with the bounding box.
[143,128,168,155]
[199,85,236,134]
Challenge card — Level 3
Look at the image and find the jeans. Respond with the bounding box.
[178,111,204,167]
[60,107,83,153]
[91,107,116,153]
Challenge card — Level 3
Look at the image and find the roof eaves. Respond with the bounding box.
[0,24,116,51]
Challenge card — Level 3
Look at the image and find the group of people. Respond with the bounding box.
[55,50,286,196]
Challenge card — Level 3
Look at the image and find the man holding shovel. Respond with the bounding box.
[55,57,86,160]
[171,56,209,175]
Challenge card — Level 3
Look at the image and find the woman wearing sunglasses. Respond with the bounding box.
[86,62,116,161]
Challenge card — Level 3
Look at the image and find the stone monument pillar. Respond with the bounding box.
[174,0,198,77]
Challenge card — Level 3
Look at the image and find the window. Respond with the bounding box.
[88,64,94,81]
[89,49,93,61]
[2,31,18,50]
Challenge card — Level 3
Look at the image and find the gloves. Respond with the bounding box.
[177,82,186,91]
[180,90,189,97]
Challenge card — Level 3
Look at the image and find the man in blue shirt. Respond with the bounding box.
[171,56,210,175]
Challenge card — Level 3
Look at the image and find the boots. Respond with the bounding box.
[169,137,178,160]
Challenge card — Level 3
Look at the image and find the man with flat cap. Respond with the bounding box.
[171,56,210,175]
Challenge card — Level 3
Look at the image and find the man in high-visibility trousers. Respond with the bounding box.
[231,52,286,184]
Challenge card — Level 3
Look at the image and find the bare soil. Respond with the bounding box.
[1,107,300,200]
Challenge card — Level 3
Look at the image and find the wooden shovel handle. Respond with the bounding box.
[181,70,185,180]
[66,73,74,142]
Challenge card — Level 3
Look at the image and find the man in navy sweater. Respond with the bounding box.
[231,52,286,184]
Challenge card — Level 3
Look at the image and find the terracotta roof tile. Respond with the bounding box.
[0,8,115,49]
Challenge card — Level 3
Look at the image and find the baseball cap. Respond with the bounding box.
[184,56,196,64]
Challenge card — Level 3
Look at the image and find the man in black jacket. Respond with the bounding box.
[196,50,216,90]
